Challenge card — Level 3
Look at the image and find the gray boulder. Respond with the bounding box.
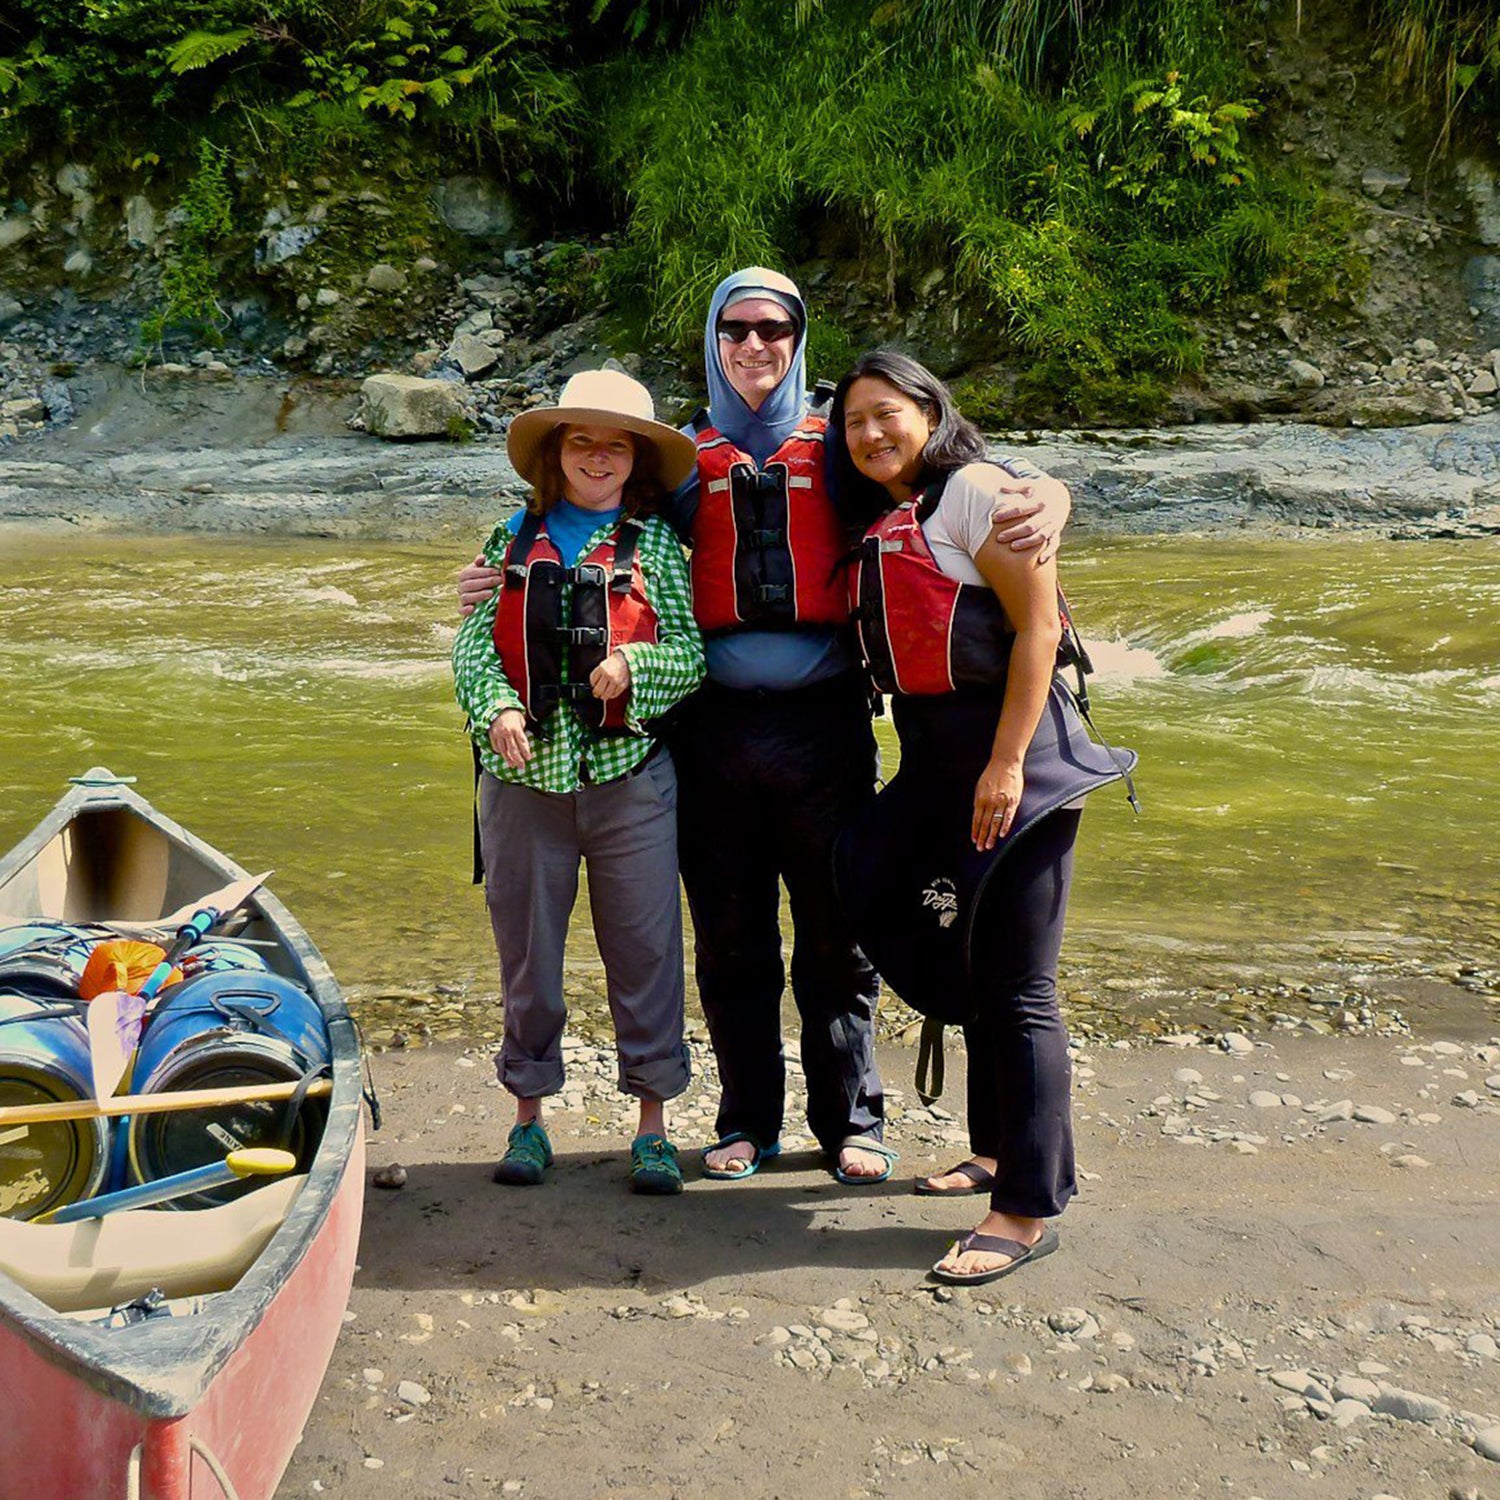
[443,332,501,380]
[125,196,158,251]
[1462,255,1500,344]
[360,374,467,440]
[0,215,35,253]
[259,223,323,266]
[1457,159,1500,247]
[1361,166,1411,199]
[365,263,408,294]
[1286,359,1325,391]
[430,177,519,241]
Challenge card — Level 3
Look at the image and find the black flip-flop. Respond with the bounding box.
[929,1225,1059,1285]
[913,1160,996,1197]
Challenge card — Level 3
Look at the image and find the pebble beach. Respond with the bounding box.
[282,1026,1500,1499]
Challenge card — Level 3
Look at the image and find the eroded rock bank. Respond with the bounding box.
[2,365,1498,543]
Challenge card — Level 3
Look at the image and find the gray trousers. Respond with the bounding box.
[479,754,690,1103]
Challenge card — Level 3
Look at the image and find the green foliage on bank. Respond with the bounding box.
[0,0,580,179]
[1370,0,1500,150]
[138,138,234,352]
[591,0,1359,411]
[0,0,1378,412]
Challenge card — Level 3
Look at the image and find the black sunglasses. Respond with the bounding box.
[716,318,797,345]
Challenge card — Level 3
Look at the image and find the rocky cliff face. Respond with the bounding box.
[2,14,1500,443]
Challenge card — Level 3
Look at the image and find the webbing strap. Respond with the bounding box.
[1057,587,1142,815]
[470,733,484,885]
[915,1017,947,1105]
[277,1063,333,1153]
[913,470,952,524]
[611,518,644,592]
[503,511,543,585]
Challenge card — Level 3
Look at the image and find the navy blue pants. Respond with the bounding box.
[673,675,884,1154]
[879,690,1081,1218]
[964,807,1080,1218]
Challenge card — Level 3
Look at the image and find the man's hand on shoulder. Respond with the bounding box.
[458,553,503,617]
[990,472,1072,566]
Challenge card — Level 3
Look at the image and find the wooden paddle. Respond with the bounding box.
[0,1077,333,1130]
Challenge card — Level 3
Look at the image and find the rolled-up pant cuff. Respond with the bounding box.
[496,1053,565,1100]
[620,1046,691,1103]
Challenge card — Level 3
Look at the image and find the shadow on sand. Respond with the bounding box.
[357,1147,963,1295]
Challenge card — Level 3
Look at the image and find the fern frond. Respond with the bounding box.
[165,29,255,76]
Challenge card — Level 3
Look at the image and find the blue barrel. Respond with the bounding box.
[126,970,330,1208]
[0,927,100,1001]
[0,995,109,1220]
[0,921,99,963]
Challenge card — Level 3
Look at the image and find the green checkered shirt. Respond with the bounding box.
[453,511,704,792]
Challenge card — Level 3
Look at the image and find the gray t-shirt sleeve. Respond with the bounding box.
[921,463,1012,584]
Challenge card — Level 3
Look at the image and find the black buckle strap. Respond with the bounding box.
[534,682,594,706]
[548,625,609,646]
[752,583,791,605]
[748,527,785,548]
[503,510,544,587]
[610,518,644,592]
[735,467,786,500]
[915,1018,946,1105]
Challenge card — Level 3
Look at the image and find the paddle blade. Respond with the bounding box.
[107,873,275,938]
[158,872,272,930]
[87,989,149,1102]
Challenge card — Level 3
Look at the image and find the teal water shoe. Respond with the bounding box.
[492,1119,553,1186]
[630,1133,684,1196]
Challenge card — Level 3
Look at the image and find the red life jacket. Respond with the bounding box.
[492,511,658,734]
[690,414,849,634]
[850,475,1085,696]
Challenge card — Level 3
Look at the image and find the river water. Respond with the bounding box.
[1,529,1495,1043]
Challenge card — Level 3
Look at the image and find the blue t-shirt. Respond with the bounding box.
[506,498,622,563]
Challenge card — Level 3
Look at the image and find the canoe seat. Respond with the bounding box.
[0,1176,306,1314]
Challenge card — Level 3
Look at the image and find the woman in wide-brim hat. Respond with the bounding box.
[504,367,698,492]
[453,368,705,1196]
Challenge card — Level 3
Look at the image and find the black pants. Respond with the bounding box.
[673,675,884,1154]
[964,807,1080,1218]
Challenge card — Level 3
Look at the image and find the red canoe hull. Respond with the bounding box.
[0,1124,363,1500]
[0,773,369,1500]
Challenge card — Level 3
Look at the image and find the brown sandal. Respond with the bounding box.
[929,1226,1059,1285]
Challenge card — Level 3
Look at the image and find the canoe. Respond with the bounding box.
[0,769,365,1500]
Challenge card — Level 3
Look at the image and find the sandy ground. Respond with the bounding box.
[281,1028,1500,1500]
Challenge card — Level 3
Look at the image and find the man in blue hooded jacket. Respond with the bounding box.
[459,266,1070,1184]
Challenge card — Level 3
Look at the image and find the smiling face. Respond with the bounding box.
[716,296,796,412]
[841,375,935,500]
[558,424,636,511]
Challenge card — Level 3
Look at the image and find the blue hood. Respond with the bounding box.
[703,266,809,466]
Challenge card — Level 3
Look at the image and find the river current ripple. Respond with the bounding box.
[1,526,1495,1045]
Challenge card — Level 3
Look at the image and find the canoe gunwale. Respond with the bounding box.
[0,776,364,1419]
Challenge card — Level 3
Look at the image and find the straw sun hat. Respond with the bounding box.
[506,369,697,490]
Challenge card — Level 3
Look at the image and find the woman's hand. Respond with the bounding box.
[972,755,1025,851]
[488,709,533,769]
[458,554,503,617]
[990,474,1072,564]
[590,651,632,702]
